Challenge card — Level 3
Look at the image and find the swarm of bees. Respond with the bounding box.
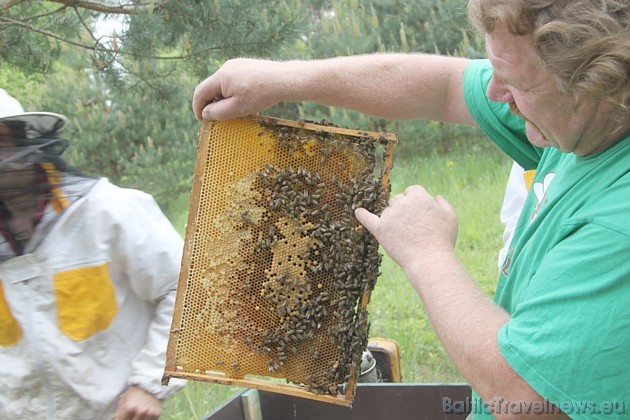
[253,163,383,395]
[164,116,396,404]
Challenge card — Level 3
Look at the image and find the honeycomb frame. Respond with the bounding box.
[163,115,396,406]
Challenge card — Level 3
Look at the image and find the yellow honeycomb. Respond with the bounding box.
[163,116,396,405]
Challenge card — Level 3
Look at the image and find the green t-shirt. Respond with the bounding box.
[463,59,630,419]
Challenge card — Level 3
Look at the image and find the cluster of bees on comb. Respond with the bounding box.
[245,119,391,396]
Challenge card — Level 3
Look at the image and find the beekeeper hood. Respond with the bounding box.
[0,88,69,137]
[0,89,70,169]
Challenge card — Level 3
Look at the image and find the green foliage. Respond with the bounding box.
[1,1,303,87]
[99,0,304,90]
[162,381,242,419]
[372,0,473,54]
[0,64,45,102]
[298,0,476,58]
[0,2,81,73]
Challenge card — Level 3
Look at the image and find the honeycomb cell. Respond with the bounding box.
[164,115,396,405]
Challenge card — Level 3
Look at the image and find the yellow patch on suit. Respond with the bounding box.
[54,263,118,341]
[0,282,22,346]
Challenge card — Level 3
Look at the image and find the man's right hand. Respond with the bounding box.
[192,58,294,121]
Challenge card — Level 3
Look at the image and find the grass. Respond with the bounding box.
[161,143,513,418]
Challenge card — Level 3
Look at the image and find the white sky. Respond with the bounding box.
[93,15,126,38]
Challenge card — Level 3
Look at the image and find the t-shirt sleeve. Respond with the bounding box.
[498,221,630,418]
[463,59,544,171]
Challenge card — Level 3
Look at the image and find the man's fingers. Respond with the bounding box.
[199,96,240,121]
[435,195,455,215]
[354,208,380,236]
[404,185,428,196]
[192,77,221,120]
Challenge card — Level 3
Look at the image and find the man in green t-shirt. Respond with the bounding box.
[190,1,629,418]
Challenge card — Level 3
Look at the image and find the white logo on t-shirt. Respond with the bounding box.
[530,172,556,222]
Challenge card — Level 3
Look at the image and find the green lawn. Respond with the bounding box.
[162,143,513,418]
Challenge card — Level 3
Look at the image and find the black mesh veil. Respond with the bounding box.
[0,122,96,260]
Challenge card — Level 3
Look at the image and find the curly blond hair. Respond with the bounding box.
[468,0,630,125]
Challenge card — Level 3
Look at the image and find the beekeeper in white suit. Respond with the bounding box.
[0,88,184,419]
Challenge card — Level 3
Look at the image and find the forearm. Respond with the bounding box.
[288,54,474,123]
[404,252,560,417]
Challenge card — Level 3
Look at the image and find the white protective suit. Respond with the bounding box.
[0,175,185,419]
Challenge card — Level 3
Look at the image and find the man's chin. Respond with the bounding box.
[525,122,551,148]
[527,137,552,149]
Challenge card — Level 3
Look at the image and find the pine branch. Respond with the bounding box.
[0,15,98,50]
[0,0,27,13]
[72,3,99,43]
[0,15,276,61]
[23,5,68,21]
[44,0,145,15]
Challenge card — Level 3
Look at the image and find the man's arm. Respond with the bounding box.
[192,54,475,126]
[111,189,186,412]
[355,187,566,419]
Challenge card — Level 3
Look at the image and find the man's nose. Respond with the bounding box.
[486,76,513,103]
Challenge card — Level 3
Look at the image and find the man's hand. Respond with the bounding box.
[114,385,162,420]
[192,58,293,121]
[354,185,458,273]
